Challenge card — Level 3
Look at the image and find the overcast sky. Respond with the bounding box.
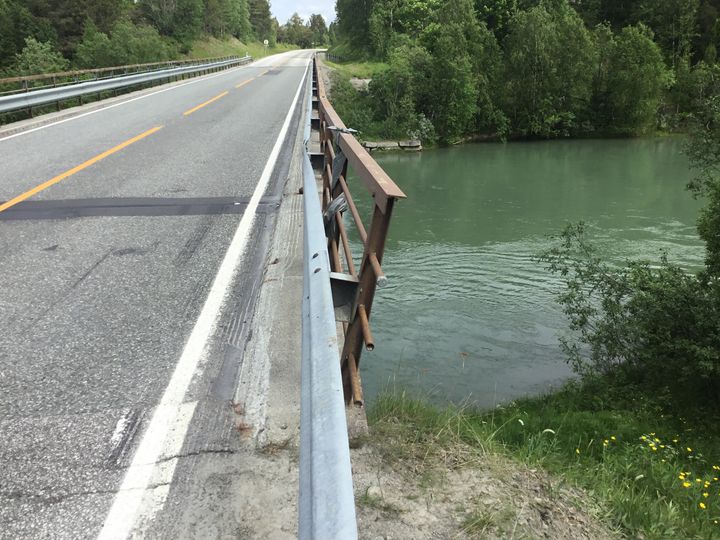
[271,0,336,26]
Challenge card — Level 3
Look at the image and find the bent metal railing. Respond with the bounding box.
[312,57,406,408]
[0,55,252,117]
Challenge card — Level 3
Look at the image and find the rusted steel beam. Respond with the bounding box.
[314,57,404,407]
[329,237,343,273]
[357,305,375,351]
[337,175,368,244]
[340,199,396,401]
[347,353,364,406]
[368,253,388,288]
[336,213,357,276]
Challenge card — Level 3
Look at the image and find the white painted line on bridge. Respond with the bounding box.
[96,58,311,540]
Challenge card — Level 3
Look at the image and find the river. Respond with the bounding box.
[352,138,704,408]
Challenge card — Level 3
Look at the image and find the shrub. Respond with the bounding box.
[11,37,68,76]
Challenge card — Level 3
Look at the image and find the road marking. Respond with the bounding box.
[97,59,311,540]
[258,69,270,76]
[182,91,229,116]
[235,77,254,89]
[0,51,300,143]
[0,126,163,214]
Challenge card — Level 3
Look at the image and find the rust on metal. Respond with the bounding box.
[347,353,364,406]
[336,213,357,276]
[312,54,406,408]
[368,253,388,288]
[357,305,375,351]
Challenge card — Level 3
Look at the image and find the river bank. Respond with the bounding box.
[363,377,720,539]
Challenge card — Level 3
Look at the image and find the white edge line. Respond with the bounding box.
[96,58,311,540]
[0,51,297,143]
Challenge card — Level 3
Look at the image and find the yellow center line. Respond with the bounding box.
[258,69,270,77]
[0,126,163,214]
[235,78,255,89]
[183,91,229,116]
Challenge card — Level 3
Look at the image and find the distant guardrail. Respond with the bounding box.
[0,55,252,116]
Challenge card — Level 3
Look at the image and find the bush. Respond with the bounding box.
[75,20,178,69]
[541,223,720,409]
[10,37,68,76]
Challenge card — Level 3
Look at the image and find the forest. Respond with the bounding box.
[0,0,328,76]
[330,0,720,143]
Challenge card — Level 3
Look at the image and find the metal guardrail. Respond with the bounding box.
[0,56,252,115]
[0,55,243,87]
[299,63,358,540]
[313,56,406,407]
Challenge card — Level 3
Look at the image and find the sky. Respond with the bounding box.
[271,0,336,26]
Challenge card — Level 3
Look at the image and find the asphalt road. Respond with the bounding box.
[0,49,313,539]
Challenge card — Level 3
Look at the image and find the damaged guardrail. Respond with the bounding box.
[0,55,252,116]
[313,56,407,407]
[299,62,358,540]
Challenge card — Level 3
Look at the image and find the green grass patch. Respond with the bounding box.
[369,383,720,539]
[324,60,388,80]
[185,36,297,61]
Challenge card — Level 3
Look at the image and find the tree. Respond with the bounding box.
[635,0,699,68]
[502,0,598,137]
[75,18,177,68]
[308,13,328,45]
[604,25,669,134]
[369,44,433,137]
[335,0,374,51]
[281,13,312,47]
[11,36,68,75]
[418,0,480,142]
[138,0,204,49]
[248,0,272,40]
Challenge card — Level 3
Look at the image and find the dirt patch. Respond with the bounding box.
[351,439,617,539]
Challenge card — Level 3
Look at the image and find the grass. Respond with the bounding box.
[185,36,297,61]
[323,59,388,79]
[369,381,720,539]
[357,489,401,516]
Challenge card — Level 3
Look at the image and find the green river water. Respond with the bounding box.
[353,137,705,407]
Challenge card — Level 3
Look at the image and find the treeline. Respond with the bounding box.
[276,13,329,49]
[0,0,276,75]
[332,0,720,142]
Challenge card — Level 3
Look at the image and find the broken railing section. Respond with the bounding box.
[310,56,406,408]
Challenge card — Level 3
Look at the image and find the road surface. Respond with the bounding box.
[0,49,314,539]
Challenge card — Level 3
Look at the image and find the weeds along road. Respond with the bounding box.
[0,49,314,539]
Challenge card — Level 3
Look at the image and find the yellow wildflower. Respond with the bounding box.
[697,479,703,483]
[683,482,692,488]
[673,438,679,443]
[704,492,710,498]
[700,502,707,510]
[641,435,647,441]
[576,448,580,455]
[660,445,665,449]
[679,474,686,480]
[611,436,617,441]
[654,437,660,443]
[687,447,693,452]
[651,447,657,452]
